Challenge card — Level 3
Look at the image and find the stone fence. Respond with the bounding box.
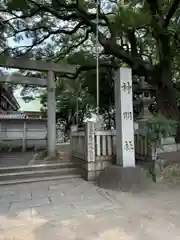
[71,122,152,180]
[71,121,180,181]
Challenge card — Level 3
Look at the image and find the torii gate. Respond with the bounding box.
[0,56,76,157]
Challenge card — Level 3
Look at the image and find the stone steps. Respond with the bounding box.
[0,174,81,185]
[0,162,76,173]
[0,162,82,185]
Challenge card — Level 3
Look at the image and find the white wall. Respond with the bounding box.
[0,118,47,150]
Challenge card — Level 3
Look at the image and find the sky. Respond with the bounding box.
[5,37,44,112]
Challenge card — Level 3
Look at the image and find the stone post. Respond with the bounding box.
[0,120,1,145]
[115,68,135,167]
[47,71,56,157]
[85,121,95,162]
[84,121,96,180]
[22,120,26,152]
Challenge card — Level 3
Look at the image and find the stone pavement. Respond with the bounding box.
[0,179,180,239]
[0,178,119,239]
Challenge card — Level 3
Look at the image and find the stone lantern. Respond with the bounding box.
[133,76,156,129]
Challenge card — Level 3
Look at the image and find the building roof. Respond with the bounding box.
[0,85,20,111]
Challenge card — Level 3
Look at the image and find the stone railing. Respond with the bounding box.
[134,134,154,161]
[71,121,155,180]
[95,130,116,160]
[71,131,86,161]
[71,121,180,181]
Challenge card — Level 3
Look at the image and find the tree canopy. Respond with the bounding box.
[1,0,180,132]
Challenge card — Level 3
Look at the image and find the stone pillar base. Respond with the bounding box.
[97,165,153,192]
[72,157,112,181]
[83,170,99,181]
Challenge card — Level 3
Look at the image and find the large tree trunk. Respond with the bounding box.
[153,32,180,142]
[154,59,180,142]
[155,65,178,118]
[155,74,180,142]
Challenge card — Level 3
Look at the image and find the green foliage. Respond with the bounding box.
[40,75,94,133]
[0,143,12,152]
[7,0,29,11]
[114,3,151,30]
[0,54,7,65]
[1,0,180,70]
[138,116,177,148]
[1,0,180,129]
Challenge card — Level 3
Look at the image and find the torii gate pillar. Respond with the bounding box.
[47,71,56,157]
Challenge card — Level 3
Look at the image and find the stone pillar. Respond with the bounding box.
[0,120,1,144]
[22,120,26,152]
[84,121,96,180]
[47,71,56,157]
[85,121,95,162]
[115,68,135,167]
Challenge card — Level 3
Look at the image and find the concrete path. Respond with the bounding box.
[0,179,180,239]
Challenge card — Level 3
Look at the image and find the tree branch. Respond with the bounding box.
[26,0,108,24]
[3,0,153,79]
[74,4,153,77]
[7,20,84,39]
[55,29,91,61]
[1,3,42,19]
[59,61,119,80]
[6,21,86,56]
[146,0,164,38]
[126,30,138,57]
[146,0,162,16]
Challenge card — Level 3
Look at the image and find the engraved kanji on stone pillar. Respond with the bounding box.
[85,121,95,162]
[115,68,135,167]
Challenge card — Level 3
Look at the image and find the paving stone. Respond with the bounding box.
[76,193,107,201]
[31,189,50,200]
[48,180,84,191]
[49,187,110,207]
[2,192,31,203]
[47,190,66,198]
[49,194,104,205]
[0,184,32,200]
[10,198,50,212]
[48,183,74,191]
[64,188,100,198]
[31,204,76,219]
[72,199,113,211]
[0,189,16,198]
[49,195,80,205]
[66,191,108,202]
[2,179,180,238]
[0,199,11,209]
[0,204,10,216]
[32,187,68,199]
